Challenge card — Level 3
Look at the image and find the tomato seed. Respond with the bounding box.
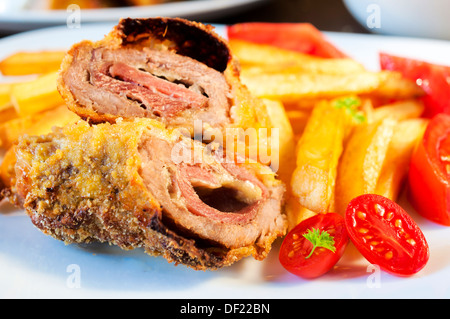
[358,228,369,234]
[385,251,393,260]
[374,203,385,217]
[375,246,385,252]
[385,212,394,221]
[357,211,366,220]
[407,238,416,246]
[395,219,402,228]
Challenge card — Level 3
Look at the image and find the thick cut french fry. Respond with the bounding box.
[370,99,424,123]
[22,104,80,137]
[241,71,379,103]
[0,114,44,149]
[335,118,397,215]
[0,145,17,188]
[229,39,365,74]
[0,107,18,125]
[369,71,424,99]
[10,71,64,116]
[291,99,353,214]
[241,69,424,103]
[262,99,296,186]
[0,104,79,149]
[285,195,317,231]
[0,82,13,112]
[0,51,66,76]
[375,118,427,200]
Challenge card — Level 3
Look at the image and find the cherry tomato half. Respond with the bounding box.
[345,194,429,276]
[380,53,450,118]
[227,22,348,59]
[409,113,450,225]
[279,213,348,279]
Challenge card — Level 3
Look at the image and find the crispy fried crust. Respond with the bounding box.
[57,17,273,133]
[14,119,286,270]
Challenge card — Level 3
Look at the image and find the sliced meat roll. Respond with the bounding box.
[57,17,272,135]
[14,119,286,270]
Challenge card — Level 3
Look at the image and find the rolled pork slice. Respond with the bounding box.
[14,119,286,270]
[57,17,272,135]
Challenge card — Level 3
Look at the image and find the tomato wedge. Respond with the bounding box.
[227,22,347,59]
[409,113,450,225]
[279,213,348,279]
[380,53,450,117]
[345,194,429,276]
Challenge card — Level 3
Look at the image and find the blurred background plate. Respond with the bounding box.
[0,0,267,32]
[343,0,450,40]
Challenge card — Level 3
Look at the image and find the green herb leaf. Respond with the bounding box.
[333,96,366,123]
[303,228,336,259]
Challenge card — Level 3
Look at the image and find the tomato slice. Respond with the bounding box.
[380,53,450,118]
[345,194,429,276]
[227,22,348,59]
[279,213,348,279]
[408,113,450,225]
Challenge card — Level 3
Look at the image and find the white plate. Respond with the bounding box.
[0,0,266,32]
[1,23,450,299]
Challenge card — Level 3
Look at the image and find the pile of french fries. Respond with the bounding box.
[0,50,80,187]
[228,39,428,229]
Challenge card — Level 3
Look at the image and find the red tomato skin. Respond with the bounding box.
[409,113,450,226]
[279,213,348,279]
[227,22,347,59]
[345,194,429,277]
[380,53,450,118]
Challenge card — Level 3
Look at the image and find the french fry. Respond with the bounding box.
[0,51,66,76]
[22,104,80,137]
[240,71,384,103]
[285,195,317,231]
[0,114,44,149]
[290,99,353,214]
[335,118,397,215]
[370,99,424,123]
[0,82,13,111]
[283,98,317,110]
[0,145,17,188]
[375,118,427,200]
[0,104,79,149]
[369,71,424,100]
[262,99,296,186]
[0,107,19,125]
[229,39,365,74]
[241,67,424,104]
[10,71,64,116]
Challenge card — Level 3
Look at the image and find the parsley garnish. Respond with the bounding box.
[333,96,366,123]
[303,228,336,259]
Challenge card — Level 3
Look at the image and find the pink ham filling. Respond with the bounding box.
[176,163,268,224]
[91,62,208,117]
